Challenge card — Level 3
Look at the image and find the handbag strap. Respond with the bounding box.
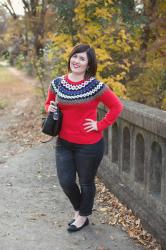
[54,79,61,105]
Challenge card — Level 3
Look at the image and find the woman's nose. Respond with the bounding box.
[73,57,80,63]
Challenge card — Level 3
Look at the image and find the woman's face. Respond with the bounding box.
[70,52,89,76]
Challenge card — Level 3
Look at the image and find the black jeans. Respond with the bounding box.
[55,137,104,216]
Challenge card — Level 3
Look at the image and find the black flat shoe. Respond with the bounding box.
[68,219,75,226]
[67,218,89,232]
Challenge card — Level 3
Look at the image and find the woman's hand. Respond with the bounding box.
[83,118,98,132]
[48,101,57,112]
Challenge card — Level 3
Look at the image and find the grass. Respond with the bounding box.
[0,65,18,84]
[0,64,45,114]
[0,99,8,109]
[0,64,34,109]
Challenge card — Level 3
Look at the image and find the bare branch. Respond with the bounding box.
[6,0,17,15]
[22,0,31,13]
[2,2,18,19]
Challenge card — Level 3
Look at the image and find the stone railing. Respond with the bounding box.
[98,100,166,249]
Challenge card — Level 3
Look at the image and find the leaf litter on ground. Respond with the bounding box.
[95,177,161,250]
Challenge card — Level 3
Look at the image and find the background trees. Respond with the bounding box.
[0,0,165,110]
[126,0,166,110]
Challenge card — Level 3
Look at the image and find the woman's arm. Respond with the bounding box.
[97,88,124,131]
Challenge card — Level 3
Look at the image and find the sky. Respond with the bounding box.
[10,0,24,15]
[0,0,24,15]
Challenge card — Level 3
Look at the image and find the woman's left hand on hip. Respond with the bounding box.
[83,119,98,132]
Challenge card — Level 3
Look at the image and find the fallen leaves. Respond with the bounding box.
[95,177,161,250]
[7,94,49,148]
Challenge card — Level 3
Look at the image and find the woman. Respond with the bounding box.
[45,44,123,232]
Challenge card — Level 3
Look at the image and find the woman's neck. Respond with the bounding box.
[68,72,85,82]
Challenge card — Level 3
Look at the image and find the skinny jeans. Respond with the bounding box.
[55,137,104,216]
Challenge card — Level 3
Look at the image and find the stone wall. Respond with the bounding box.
[98,100,166,249]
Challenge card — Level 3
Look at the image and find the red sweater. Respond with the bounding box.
[45,75,123,144]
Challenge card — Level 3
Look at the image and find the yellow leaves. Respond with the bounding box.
[127,56,166,110]
[36,5,42,13]
[83,0,96,5]
[161,96,166,110]
[47,32,73,61]
[47,5,143,106]
[74,11,86,22]
[103,77,126,98]
[83,23,101,37]
[47,0,143,100]
[107,0,113,3]
[47,31,53,39]
[97,62,112,74]
[77,34,92,45]
[158,2,166,15]
[94,8,112,20]
[46,32,73,76]
[122,59,131,70]
[118,29,127,40]
[114,73,126,81]
[95,48,111,61]
[48,33,72,47]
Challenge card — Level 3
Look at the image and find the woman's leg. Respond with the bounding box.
[55,138,81,211]
[75,138,105,216]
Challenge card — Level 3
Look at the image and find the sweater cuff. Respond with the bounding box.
[97,120,108,132]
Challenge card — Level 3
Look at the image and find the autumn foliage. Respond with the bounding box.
[0,0,166,109]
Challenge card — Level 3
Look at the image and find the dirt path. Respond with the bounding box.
[0,63,49,164]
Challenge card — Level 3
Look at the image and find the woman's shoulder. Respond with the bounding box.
[50,75,64,92]
[51,75,64,84]
[85,77,109,98]
[91,78,109,90]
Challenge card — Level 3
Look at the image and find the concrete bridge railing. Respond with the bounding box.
[98,100,166,249]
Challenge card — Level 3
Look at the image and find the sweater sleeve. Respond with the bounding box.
[44,86,56,113]
[97,87,124,131]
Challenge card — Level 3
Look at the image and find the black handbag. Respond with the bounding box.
[42,107,63,136]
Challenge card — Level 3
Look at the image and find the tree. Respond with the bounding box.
[126,0,166,110]
[48,0,142,97]
[1,0,18,19]
[0,7,8,56]
[1,0,49,56]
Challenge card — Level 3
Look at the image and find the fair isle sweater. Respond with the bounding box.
[45,75,124,144]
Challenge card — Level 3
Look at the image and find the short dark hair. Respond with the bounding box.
[67,44,97,80]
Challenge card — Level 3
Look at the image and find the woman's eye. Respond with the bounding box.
[72,54,87,62]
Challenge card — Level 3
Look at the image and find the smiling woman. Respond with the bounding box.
[44,43,124,233]
[69,52,89,79]
[67,44,97,81]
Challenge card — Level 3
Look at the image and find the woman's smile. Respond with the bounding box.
[70,52,88,74]
[73,63,80,68]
